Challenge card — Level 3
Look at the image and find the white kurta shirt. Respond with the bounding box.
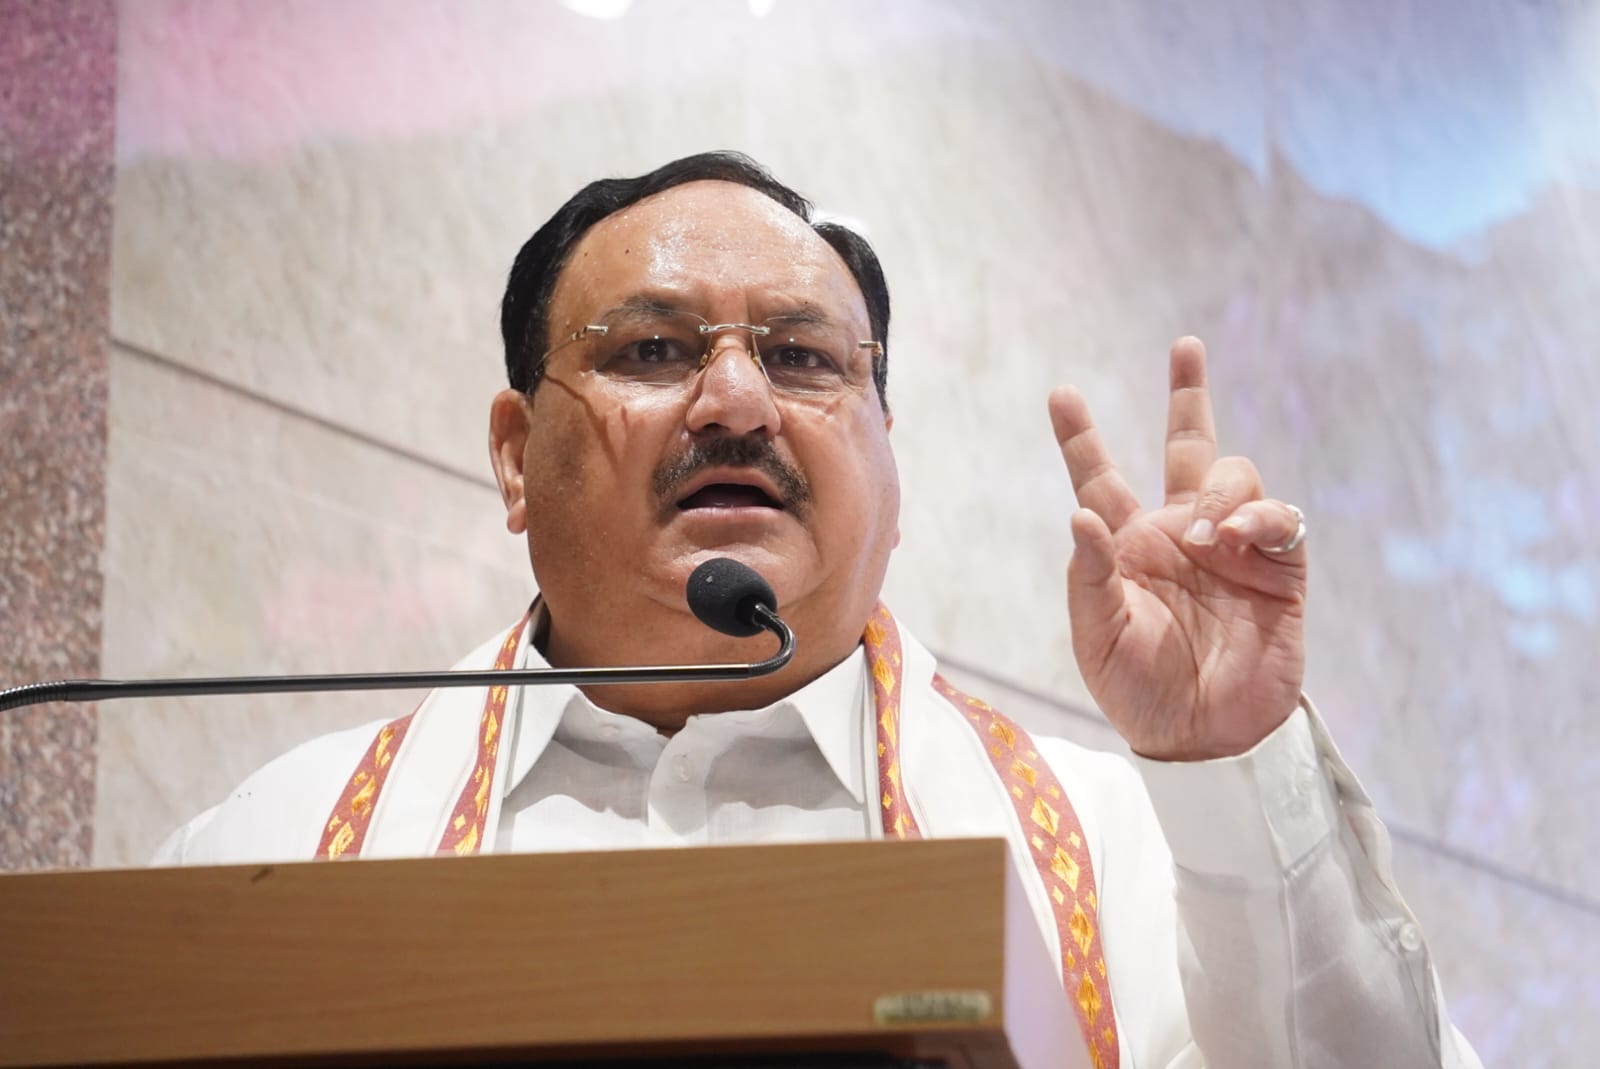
[488,632,1481,1069]
[156,620,1484,1069]
[496,648,877,850]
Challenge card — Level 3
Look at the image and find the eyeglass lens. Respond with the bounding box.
[587,308,862,396]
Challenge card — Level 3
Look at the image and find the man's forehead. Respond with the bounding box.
[554,181,866,319]
[600,179,816,247]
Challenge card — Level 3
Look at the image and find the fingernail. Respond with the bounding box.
[1186,518,1215,546]
[1220,516,1248,536]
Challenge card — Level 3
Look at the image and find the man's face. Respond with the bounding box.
[494,180,899,661]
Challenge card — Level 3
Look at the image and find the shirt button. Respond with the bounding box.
[674,755,692,782]
[1398,924,1423,952]
[1294,765,1318,795]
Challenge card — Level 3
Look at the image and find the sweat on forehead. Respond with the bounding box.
[549,181,869,329]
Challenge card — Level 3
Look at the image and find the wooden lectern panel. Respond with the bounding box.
[0,838,1080,1068]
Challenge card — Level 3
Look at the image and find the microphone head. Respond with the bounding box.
[686,557,778,638]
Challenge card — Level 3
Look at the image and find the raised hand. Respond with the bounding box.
[1047,337,1308,761]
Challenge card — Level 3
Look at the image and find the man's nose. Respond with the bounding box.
[684,337,782,438]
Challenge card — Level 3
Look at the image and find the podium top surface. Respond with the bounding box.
[0,838,1080,1069]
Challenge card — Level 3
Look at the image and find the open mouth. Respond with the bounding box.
[676,483,784,511]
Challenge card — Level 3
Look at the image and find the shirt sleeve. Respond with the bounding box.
[1131,701,1483,1069]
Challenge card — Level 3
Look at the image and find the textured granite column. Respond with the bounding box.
[0,2,115,871]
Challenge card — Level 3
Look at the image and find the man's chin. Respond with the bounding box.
[658,539,812,612]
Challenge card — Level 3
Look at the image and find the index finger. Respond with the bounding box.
[1164,336,1217,505]
[1048,385,1141,532]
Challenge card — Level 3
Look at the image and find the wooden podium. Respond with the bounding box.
[0,838,1081,1068]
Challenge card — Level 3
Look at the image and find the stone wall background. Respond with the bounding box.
[0,0,114,872]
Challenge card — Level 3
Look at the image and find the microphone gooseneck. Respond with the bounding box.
[0,560,795,712]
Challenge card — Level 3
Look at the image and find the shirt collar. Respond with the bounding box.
[779,645,869,804]
[501,599,869,804]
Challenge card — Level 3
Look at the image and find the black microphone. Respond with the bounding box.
[0,558,794,712]
[685,555,779,638]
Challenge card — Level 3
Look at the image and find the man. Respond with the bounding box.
[158,153,1481,1068]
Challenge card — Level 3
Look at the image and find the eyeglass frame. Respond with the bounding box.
[525,305,885,397]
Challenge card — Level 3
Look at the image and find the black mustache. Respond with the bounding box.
[652,437,812,515]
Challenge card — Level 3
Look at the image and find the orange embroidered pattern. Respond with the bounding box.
[435,618,529,856]
[862,606,1121,1069]
[315,613,530,861]
[318,713,416,860]
[931,676,1121,1069]
[864,603,922,840]
[320,605,1120,1066]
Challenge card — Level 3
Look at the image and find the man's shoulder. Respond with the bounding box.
[1029,732,1143,798]
[152,615,535,868]
[940,693,1147,812]
[152,717,395,867]
[891,618,1146,806]
[905,666,1147,830]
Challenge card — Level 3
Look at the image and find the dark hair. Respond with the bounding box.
[499,151,890,408]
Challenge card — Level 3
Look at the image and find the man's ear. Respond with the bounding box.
[488,389,531,535]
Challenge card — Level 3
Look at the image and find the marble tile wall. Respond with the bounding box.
[94,348,530,864]
[1268,0,1600,912]
[0,2,115,871]
[4,0,1595,1058]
